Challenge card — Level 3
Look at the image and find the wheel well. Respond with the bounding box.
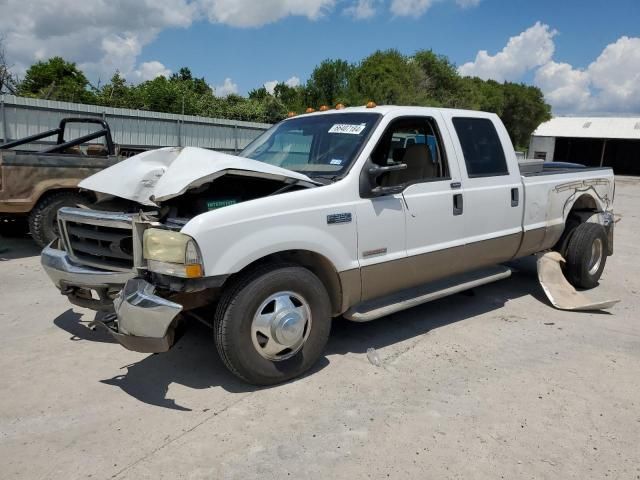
[231,250,344,316]
[556,193,600,254]
[34,188,95,209]
[570,193,598,212]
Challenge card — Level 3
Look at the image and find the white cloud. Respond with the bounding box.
[285,76,301,87]
[534,61,591,111]
[390,0,435,16]
[461,22,640,114]
[587,36,640,112]
[390,0,481,18]
[214,77,238,97]
[344,0,378,19]
[0,0,195,82]
[458,22,557,82]
[264,80,279,94]
[534,37,640,114]
[132,61,172,82]
[264,76,300,94]
[198,0,335,27]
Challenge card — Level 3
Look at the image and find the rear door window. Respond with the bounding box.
[452,117,508,177]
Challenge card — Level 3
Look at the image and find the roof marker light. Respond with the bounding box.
[366,101,377,108]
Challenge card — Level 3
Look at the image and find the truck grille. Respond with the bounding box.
[58,207,134,272]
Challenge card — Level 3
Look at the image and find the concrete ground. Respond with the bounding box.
[1,177,639,480]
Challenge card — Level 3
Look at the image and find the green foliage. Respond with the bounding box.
[306,59,353,106]
[351,50,427,105]
[19,57,95,103]
[14,51,551,144]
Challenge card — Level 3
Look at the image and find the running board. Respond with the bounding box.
[345,265,512,322]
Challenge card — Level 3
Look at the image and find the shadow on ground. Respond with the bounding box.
[53,261,548,411]
[0,236,41,261]
[327,261,547,355]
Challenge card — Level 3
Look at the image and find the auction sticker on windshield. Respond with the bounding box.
[328,123,367,135]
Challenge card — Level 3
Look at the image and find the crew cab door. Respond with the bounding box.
[357,114,466,301]
[443,114,524,268]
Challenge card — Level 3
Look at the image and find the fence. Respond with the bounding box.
[0,95,271,154]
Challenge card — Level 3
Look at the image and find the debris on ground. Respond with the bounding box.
[366,347,382,367]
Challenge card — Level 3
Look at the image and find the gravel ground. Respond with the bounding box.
[1,176,638,480]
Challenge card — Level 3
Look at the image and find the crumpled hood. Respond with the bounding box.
[79,146,319,206]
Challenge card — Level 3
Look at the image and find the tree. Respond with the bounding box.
[413,50,473,108]
[501,82,551,149]
[248,86,269,100]
[95,72,133,108]
[351,50,426,105]
[0,36,18,94]
[18,56,94,103]
[306,59,353,106]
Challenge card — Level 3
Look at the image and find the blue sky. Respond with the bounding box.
[144,0,639,96]
[1,0,638,114]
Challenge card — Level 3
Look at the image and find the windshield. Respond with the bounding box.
[240,112,380,178]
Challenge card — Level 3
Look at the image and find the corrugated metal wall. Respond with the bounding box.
[0,95,271,153]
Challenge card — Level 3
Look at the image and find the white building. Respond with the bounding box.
[529,117,640,175]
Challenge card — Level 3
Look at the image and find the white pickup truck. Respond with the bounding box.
[41,106,615,385]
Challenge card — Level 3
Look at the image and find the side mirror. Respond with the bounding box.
[359,158,407,198]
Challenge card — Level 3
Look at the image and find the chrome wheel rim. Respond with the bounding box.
[251,291,312,361]
[588,238,603,276]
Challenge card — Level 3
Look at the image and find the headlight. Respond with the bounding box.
[143,229,204,278]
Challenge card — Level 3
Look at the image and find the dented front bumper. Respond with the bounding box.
[110,278,183,353]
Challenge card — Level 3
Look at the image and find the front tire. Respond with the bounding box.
[214,265,332,385]
[564,222,608,289]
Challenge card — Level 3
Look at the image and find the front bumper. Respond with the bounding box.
[110,278,183,353]
[41,243,135,311]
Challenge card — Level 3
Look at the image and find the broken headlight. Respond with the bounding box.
[143,229,204,278]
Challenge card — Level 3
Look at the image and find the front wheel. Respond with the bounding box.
[214,265,332,385]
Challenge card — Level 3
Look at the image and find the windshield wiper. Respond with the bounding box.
[309,174,339,183]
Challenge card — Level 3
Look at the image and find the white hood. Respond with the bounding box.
[79,147,318,206]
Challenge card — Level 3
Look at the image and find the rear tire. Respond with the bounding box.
[28,191,90,248]
[214,264,332,386]
[564,222,608,289]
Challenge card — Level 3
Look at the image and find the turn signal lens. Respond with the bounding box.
[185,264,204,278]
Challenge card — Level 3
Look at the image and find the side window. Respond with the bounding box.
[452,117,508,177]
[371,117,449,187]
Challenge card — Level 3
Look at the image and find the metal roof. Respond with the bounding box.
[533,116,640,140]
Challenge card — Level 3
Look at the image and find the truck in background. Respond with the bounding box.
[0,118,121,246]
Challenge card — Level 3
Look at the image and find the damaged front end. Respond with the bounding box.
[108,278,183,353]
[43,147,320,353]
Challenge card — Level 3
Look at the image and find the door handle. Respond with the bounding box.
[453,193,463,216]
[511,187,519,207]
